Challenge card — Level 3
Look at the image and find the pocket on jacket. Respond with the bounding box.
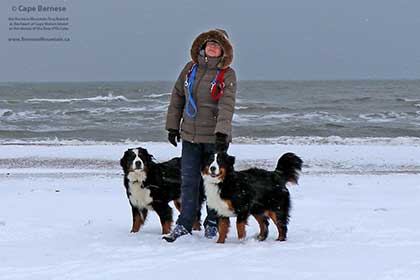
[199,103,218,125]
[200,103,218,116]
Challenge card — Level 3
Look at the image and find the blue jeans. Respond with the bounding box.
[177,140,219,232]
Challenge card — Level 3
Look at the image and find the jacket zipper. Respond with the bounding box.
[191,57,208,142]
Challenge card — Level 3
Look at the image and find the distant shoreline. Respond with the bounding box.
[2,79,420,84]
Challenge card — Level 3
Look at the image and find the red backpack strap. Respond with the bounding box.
[210,67,229,101]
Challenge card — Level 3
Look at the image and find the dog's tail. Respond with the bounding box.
[275,152,303,184]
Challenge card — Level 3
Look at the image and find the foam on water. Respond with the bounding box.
[0,109,13,116]
[359,111,420,123]
[1,136,420,146]
[145,92,171,98]
[396,98,420,103]
[1,80,419,141]
[25,93,130,103]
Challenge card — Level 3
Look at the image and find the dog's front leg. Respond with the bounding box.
[154,203,173,235]
[217,217,230,243]
[130,206,144,233]
[236,213,248,241]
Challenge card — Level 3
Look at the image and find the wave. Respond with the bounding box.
[234,111,353,123]
[25,94,130,103]
[145,93,171,98]
[354,97,372,101]
[0,106,166,122]
[0,109,13,117]
[81,107,148,115]
[2,109,77,120]
[359,112,419,122]
[83,106,166,115]
[396,98,420,103]
[232,136,420,146]
[235,99,291,111]
[331,96,373,103]
[1,136,420,146]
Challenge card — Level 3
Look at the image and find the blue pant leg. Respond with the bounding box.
[177,140,202,232]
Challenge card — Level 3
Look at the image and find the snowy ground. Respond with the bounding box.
[1,142,420,280]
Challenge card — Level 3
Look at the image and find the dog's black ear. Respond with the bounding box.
[120,151,128,172]
[228,155,235,166]
[137,147,154,163]
[202,152,212,169]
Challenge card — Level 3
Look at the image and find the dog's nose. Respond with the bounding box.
[210,166,216,173]
[135,161,142,169]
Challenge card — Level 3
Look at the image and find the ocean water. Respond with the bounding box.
[0,80,419,144]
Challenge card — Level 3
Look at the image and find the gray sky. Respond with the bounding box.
[1,0,420,81]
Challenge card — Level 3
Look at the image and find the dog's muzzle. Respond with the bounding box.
[135,161,143,170]
[209,166,221,177]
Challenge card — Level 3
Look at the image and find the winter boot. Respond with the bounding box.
[162,224,190,243]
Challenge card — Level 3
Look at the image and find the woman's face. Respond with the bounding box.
[205,41,222,58]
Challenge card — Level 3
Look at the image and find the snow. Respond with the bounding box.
[1,142,420,279]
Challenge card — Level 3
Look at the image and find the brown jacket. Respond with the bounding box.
[165,29,237,143]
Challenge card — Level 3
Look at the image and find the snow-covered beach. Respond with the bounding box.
[1,141,420,279]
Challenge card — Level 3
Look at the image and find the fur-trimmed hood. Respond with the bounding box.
[190,29,233,69]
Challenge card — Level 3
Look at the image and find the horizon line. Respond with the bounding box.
[1,78,420,84]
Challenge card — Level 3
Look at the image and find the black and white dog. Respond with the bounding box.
[120,147,205,235]
[120,147,181,234]
[202,152,303,243]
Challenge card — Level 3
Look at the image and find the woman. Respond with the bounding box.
[163,29,237,242]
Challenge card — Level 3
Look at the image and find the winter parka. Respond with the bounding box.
[165,29,237,143]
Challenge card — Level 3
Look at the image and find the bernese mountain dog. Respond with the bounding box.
[202,152,303,243]
[120,147,203,235]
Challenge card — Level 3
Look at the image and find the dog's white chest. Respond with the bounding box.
[203,177,235,217]
[127,172,153,210]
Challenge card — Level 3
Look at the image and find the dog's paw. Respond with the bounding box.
[256,234,268,241]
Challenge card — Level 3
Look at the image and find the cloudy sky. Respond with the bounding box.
[1,0,419,81]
